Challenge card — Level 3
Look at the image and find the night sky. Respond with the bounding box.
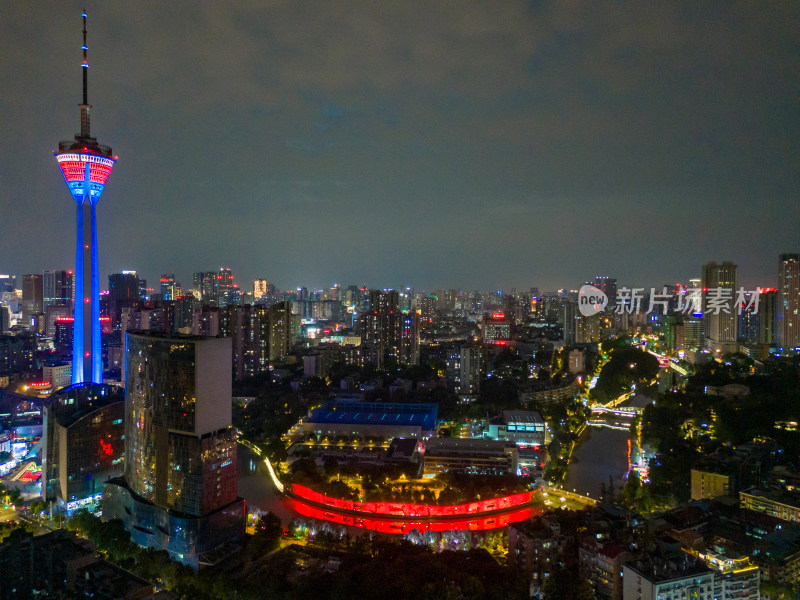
[2,2,798,293]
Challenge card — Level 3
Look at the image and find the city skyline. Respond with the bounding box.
[2,3,798,291]
[0,262,790,299]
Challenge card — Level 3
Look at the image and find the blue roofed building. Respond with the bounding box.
[302,399,438,440]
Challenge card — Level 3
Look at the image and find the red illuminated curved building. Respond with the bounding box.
[286,483,540,533]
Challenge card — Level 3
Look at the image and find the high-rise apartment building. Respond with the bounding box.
[684,316,704,351]
[575,312,609,344]
[268,301,293,362]
[664,316,685,353]
[173,294,198,332]
[45,304,73,338]
[21,274,43,327]
[226,284,241,306]
[562,300,577,345]
[107,272,140,333]
[702,261,738,354]
[0,275,15,294]
[0,307,9,334]
[594,276,617,309]
[43,270,73,310]
[759,288,777,347]
[0,333,37,376]
[221,304,269,379]
[400,312,420,366]
[137,276,148,301]
[446,344,484,400]
[103,332,244,568]
[253,279,267,300]
[217,268,234,307]
[54,12,116,385]
[360,290,404,367]
[159,274,176,301]
[193,271,218,306]
[777,254,800,351]
[737,290,762,346]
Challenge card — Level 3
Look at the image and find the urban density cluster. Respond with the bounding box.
[1,10,799,600]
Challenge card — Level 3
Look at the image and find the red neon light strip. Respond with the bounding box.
[290,484,534,518]
[58,161,112,186]
[285,498,539,534]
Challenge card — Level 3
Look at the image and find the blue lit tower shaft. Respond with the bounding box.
[55,12,116,385]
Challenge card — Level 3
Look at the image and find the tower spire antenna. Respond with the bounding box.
[80,10,90,137]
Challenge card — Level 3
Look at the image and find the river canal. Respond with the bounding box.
[563,426,635,500]
[237,444,295,520]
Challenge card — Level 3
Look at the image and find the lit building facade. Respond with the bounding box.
[422,438,519,476]
[43,270,73,311]
[42,383,124,513]
[253,279,267,300]
[594,276,618,309]
[43,363,73,391]
[45,293,73,338]
[487,410,547,448]
[102,332,244,568]
[193,271,218,306]
[221,304,269,380]
[739,487,800,524]
[269,300,293,362]
[217,268,234,307]
[698,548,760,600]
[160,274,176,301]
[622,560,714,600]
[691,469,731,500]
[360,290,402,367]
[399,311,420,366]
[702,261,738,354]
[777,254,800,351]
[446,344,484,400]
[576,311,609,343]
[54,13,116,385]
[482,312,512,345]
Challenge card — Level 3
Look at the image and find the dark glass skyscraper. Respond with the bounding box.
[21,274,43,326]
[103,332,244,568]
[107,272,140,332]
[54,13,116,385]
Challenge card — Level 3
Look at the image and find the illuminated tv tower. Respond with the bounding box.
[55,12,117,385]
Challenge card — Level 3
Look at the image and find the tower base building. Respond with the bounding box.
[102,478,245,569]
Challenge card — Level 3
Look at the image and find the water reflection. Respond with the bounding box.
[564,427,633,499]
